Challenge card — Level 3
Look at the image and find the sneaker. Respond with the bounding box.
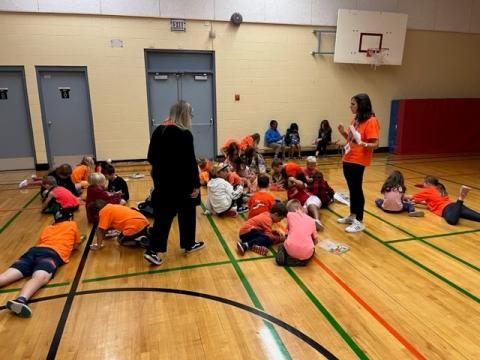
[6,299,32,317]
[251,245,269,256]
[345,219,365,233]
[337,214,355,224]
[408,211,425,217]
[105,229,121,238]
[144,250,163,265]
[222,209,238,218]
[236,206,248,214]
[185,241,205,253]
[459,185,471,200]
[135,235,150,248]
[314,219,324,231]
[236,241,247,255]
[18,179,29,189]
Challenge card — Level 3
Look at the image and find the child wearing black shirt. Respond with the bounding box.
[101,163,130,201]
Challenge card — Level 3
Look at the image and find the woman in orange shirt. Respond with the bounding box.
[337,93,380,233]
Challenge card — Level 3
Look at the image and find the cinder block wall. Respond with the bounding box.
[1,13,479,163]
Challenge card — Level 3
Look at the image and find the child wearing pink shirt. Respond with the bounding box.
[276,199,318,267]
[41,176,80,214]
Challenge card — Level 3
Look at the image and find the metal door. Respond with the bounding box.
[180,74,214,160]
[37,68,95,167]
[148,73,179,129]
[145,51,216,159]
[0,68,35,170]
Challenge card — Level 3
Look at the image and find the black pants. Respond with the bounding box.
[118,225,150,246]
[442,200,480,225]
[275,244,312,267]
[316,139,329,155]
[240,229,272,248]
[343,162,366,221]
[150,192,197,253]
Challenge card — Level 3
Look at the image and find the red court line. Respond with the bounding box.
[312,257,427,360]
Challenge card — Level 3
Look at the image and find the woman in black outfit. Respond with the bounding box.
[144,100,204,265]
[315,120,332,156]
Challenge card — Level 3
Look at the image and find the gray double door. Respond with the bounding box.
[37,67,95,168]
[146,51,216,159]
[0,68,35,170]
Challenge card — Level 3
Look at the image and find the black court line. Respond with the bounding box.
[45,224,96,360]
[0,287,338,359]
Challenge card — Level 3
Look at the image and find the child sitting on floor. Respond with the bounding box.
[247,175,276,219]
[0,209,80,317]
[375,170,424,217]
[405,176,479,225]
[87,200,151,250]
[101,163,129,202]
[71,156,95,190]
[270,158,285,191]
[304,156,335,208]
[205,163,245,217]
[40,164,79,197]
[41,176,80,214]
[237,202,288,256]
[86,172,124,223]
[198,158,211,186]
[276,199,318,267]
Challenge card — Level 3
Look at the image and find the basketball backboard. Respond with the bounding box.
[334,9,408,66]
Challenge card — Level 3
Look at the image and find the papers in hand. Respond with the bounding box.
[349,125,362,144]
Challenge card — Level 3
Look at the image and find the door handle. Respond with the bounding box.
[48,121,53,125]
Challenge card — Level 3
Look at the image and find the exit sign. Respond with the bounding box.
[171,19,186,32]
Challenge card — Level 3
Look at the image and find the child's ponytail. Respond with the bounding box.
[424,175,447,196]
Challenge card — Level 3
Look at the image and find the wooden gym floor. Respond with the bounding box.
[0,153,479,359]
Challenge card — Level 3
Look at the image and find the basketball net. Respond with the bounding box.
[366,48,389,70]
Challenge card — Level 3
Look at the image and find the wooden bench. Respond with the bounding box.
[258,140,343,156]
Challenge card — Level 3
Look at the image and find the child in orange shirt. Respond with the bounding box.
[198,158,210,186]
[71,156,95,190]
[41,176,80,214]
[405,176,479,225]
[0,210,80,317]
[248,175,276,219]
[237,203,287,256]
[88,200,151,250]
[270,158,285,191]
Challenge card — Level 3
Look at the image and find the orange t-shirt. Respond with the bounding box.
[222,139,240,152]
[227,171,242,186]
[248,191,276,219]
[37,221,81,263]
[98,204,150,236]
[412,187,451,216]
[343,116,380,167]
[71,164,90,183]
[239,211,280,242]
[239,135,254,150]
[284,163,302,177]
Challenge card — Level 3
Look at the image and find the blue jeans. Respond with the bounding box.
[375,199,416,213]
[442,200,480,225]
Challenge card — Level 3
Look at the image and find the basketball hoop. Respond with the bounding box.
[366,48,389,69]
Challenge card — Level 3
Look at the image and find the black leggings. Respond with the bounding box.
[316,139,329,155]
[343,162,366,221]
[442,200,480,225]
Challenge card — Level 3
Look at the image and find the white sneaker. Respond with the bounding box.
[314,219,324,231]
[345,219,365,233]
[337,214,355,224]
[19,179,28,189]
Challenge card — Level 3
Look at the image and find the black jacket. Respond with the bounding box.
[148,125,200,201]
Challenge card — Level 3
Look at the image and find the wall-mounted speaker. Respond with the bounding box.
[230,12,243,25]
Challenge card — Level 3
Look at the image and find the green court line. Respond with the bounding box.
[363,209,417,239]
[240,211,366,358]
[421,228,480,240]
[0,192,40,234]
[0,281,70,294]
[268,246,368,359]
[82,260,232,283]
[384,238,417,244]
[202,203,292,360]
[419,239,480,273]
[327,207,480,304]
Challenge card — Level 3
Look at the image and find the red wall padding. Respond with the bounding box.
[395,98,480,155]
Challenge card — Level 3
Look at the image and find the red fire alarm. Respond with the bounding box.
[235,94,240,101]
